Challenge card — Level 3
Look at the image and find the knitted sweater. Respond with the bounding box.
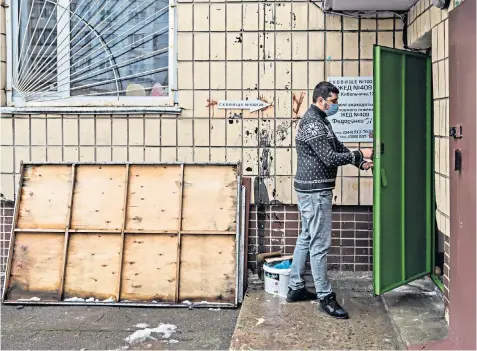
[294,104,365,193]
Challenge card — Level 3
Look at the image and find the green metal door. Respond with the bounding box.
[373,46,433,295]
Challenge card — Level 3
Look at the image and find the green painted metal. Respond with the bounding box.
[373,46,382,291]
[380,169,388,187]
[431,274,445,292]
[373,46,432,295]
[426,57,433,273]
[401,54,406,282]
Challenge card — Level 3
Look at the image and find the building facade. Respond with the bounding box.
[0,0,467,329]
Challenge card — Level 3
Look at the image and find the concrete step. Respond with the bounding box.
[381,276,448,348]
[234,272,448,350]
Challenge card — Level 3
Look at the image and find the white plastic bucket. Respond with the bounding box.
[263,264,291,297]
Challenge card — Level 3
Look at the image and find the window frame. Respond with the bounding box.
[6,0,177,108]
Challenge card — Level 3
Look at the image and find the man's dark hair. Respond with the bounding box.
[312,81,339,103]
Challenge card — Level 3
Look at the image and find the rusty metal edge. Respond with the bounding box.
[2,301,236,308]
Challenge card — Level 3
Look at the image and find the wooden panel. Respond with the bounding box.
[126,165,181,231]
[64,234,121,300]
[120,234,177,301]
[71,165,126,230]
[17,165,72,229]
[5,163,240,306]
[7,233,64,301]
[179,235,236,303]
[182,165,237,231]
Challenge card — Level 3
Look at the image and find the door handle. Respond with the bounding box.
[454,149,462,171]
[381,169,388,187]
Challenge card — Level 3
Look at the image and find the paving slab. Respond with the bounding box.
[230,273,400,350]
[1,305,239,350]
[381,277,448,348]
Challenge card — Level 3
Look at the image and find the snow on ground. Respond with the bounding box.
[17,297,41,301]
[124,324,178,344]
[134,323,150,329]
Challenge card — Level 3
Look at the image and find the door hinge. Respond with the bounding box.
[449,125,463,139]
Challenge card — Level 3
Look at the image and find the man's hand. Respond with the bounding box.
[360,148,373,159]
[361,161,373,170]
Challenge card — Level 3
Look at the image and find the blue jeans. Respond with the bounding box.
[288,190,333,299]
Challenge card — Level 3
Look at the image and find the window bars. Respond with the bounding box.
[11,0,172,104]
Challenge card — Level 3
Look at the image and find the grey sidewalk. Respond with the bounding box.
[1,305,239,350]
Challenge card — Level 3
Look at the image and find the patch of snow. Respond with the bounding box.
[135,323,150,329]
[64,297,85,302]
[248,269,259,279]
[124,324,177,344]
[255,318,265,326]
[208,308,221,311]
[182,300,192,305]
[85,297,99,302]
[17,297,41,301]
[152,300,158,303]
[146,344,152,348]
[154,324,177,338]
[248,269,262,284]
[103,297,115,302]
[124,329,152,344]
[194,301,231,306]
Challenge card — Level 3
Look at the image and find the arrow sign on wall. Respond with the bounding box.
[217,100,271,113]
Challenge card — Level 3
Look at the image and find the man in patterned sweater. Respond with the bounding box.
[287,81,373,319]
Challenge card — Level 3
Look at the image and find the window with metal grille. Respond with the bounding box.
[10,0,174,106]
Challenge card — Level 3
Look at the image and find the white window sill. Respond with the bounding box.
[0,106,182,115]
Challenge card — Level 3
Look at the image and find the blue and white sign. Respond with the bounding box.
[327,76,373,142]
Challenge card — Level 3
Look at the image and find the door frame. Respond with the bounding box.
[409,0,476,349]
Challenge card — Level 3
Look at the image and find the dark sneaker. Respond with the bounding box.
[320,292,349,319]
[286,287,317,302]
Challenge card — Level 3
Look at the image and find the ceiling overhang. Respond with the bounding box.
[323,0,420,12]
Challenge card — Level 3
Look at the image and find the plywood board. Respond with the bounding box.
[179,235,236,303]
[126,165,181,232]
[120,234,177,301]
[182,165,238,232]
[7,233,64,301]
[64,234,121,300]
[4,163,241,307]
[71,165,126,230]
[17,165,72,229]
